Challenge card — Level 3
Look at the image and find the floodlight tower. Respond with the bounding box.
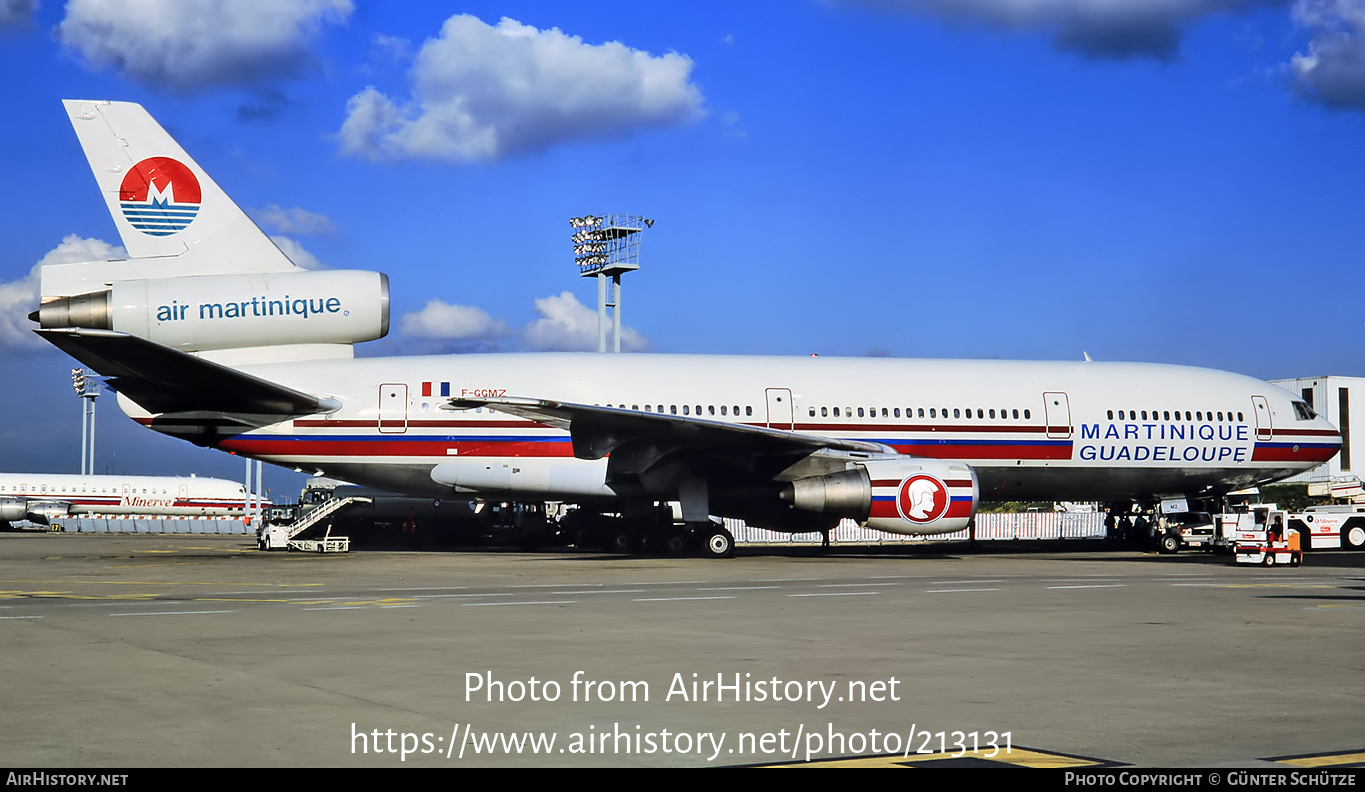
[569,214,653,352]
[70,368,99,475]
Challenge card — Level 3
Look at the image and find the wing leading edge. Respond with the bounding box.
[445,395,893,465]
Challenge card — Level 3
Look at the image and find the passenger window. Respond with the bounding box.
[953,409,960,418]
[834,407,840,417]
[1024,409,1030,419]
[709,406,715,416]
[808,407,814,417]
[857,408,864,418]
[683,405,690,415]
[1107,410,1113,420]
[1012,409,1019,419]
[894,408,901,418]
[746,406,753,416]
[670,405,677,415]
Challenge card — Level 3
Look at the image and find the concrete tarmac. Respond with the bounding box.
[1,532,1361,768]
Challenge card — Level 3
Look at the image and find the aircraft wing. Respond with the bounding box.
[445,395,892,462]
[36,328,337,416]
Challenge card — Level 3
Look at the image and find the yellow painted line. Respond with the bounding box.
[0,579,322,587]
[759,747,1114,768]
[1274,751,1365,768]
[290,598,418,607]
[44,593,161,601]
[0,590,71,599]
[190,598,294,604]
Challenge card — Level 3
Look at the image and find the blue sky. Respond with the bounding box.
[0,0,1362,491]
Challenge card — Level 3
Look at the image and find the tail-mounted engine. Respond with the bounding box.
[780,455,978,536]
[38,269,389,353]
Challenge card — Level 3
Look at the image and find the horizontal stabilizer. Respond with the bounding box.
[37,328,338,417]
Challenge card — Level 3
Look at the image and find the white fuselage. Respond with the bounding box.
[0,473,250,523]
[122,353,1340,518]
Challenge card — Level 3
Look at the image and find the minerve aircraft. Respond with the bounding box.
[0,472,250,529]
[32,100,1342,556]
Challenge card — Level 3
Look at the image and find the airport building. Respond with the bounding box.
[1270,375,1361,486]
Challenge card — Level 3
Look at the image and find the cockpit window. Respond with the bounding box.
[1292,400,1317,421]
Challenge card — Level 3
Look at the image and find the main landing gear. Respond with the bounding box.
[560,509,735,558]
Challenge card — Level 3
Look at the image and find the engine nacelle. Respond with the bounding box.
[781,456,978,536]
[24,501,70,525]
[0,499,27,522]
[38,270,389,352]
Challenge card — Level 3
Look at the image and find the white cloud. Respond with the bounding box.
[253,205,337,235]
[851,0,1277,60]
[270,236,326,270]
[0,0,37,27]
[57,0,353,89]
[400,299,512,341]
[523,291,646,352]
[1,235,126,354]
[1289,0,1365,111]
[338,14,704,162]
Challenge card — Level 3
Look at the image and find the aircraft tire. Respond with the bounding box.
[701,526,734,559]
[664,530,690,556]
[608,529,633,554]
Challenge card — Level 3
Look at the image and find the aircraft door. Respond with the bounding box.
[1252,395,1273,441]
[766,388,794,430]
[379,383,408,434]
[1044,392,1072,439]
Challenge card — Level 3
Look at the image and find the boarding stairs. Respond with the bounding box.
[259,495,371,552]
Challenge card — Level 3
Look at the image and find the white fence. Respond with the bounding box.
[732,511,1106,545]
[46,517,253,534]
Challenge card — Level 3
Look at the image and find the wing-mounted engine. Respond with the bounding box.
[24,501,71,525]
[0,499,28,522]
[780,455,978,536]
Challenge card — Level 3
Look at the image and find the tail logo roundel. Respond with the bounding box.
[118,157,202,236]
[896,474,950,524]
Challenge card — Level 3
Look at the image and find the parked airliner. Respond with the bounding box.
[31,100,1341,555]
[0,472,250,528]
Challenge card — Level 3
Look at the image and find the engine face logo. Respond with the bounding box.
[897,474,949,523]
[119,157,202,236]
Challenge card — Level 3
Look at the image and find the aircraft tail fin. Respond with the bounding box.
[61,99,300,281]
[38,101,388,365]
